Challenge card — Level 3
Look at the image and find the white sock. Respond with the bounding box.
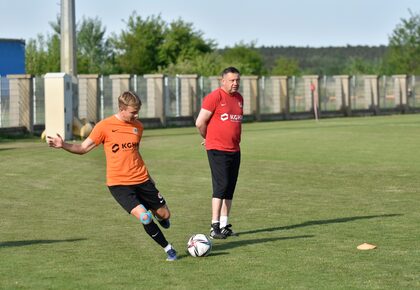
[164,244,172,252]
[220,216,228,228]
[211,220,219,225]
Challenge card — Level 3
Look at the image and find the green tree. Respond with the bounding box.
[271,57,300,76]
[77,17,114,74]
[25,33,60,75]
[45,34,61,72]
[160,52,224,76]
[112,13,166,74]
[384,10,420,75]
[343,57,382,75]
[49,15,61,35]
[26,35,47,75]
[26,16,60,74]
[221,42,264,75]
[159,18,215,67]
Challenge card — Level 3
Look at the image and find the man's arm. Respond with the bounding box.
[47,133,96,155]
[195,108,213,139]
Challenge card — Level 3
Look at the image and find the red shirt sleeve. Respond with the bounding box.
[202,89,221,112]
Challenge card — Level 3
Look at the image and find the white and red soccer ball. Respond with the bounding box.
[187,234,212,257]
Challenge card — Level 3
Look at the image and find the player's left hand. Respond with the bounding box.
[47,133,64,149]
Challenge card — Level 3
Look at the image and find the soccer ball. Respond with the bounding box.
[187,234,212,257]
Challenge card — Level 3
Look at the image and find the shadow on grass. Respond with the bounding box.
[0,147,16,152]
[212,235,314,252]
[175,235,313,259]
[237,214,402,236]
[0,238,87,248]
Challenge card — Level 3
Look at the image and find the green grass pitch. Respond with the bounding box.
[1,115,419,289]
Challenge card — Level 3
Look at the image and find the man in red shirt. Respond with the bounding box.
[47,91,177,261]
[196,67,243,239]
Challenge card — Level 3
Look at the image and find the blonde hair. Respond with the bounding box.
[118,91,142,110]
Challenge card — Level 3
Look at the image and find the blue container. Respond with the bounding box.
[0,38,26,76]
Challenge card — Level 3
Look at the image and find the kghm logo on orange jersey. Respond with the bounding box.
[122,142,139,149]
[220,113,243,122]
[112,142,139,153]
[112,144,120,153]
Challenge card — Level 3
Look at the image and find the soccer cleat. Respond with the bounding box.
[166,247,177,261]
[210,223,227,239]
[220,224,237,237]
[155,215,170,229]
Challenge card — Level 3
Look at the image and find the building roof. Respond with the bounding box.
[0,38,25,44]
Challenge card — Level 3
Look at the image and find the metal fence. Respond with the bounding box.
[319,76,337,111]
[33,76,45,125]
[408,75,419,108]
[0,76,9,127]
[288,76,307,113]
[350,75,367,110]
[1,75,420,130]
[379,76,395,109]
[101,75,114,119]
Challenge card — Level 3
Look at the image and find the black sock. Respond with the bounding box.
[143,221,168,248]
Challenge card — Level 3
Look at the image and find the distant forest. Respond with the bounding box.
[256,45,388,75]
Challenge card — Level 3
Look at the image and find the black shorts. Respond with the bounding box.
[207,149,241,199]
[108,180,166,214]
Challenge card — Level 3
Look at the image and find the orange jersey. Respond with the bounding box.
[88,115,149,186]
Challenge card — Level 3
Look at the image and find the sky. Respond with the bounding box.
[1,0,419,48]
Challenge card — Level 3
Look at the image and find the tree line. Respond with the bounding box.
[26,10,420,77]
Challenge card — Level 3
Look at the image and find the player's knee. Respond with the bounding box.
[156,207,170,220]
[138,204,152,225]
[140,211,152,225]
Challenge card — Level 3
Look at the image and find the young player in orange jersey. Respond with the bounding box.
[47,91,177,261]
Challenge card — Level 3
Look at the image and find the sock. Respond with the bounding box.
[211,220,220,227]
[164,244,173,252]
[220,216,228,228]
[143,221,168,248]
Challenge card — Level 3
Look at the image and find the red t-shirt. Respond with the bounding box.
[202,88,243,152]
[88,115,149,186]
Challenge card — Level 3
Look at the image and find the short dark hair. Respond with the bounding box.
[221,67,240,77]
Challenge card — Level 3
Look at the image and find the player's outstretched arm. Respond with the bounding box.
[47,133,96,155]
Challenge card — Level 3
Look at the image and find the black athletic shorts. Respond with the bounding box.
[108,180,166,214]
[207,149,241,199]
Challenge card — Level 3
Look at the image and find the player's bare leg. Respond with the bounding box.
[210,198,226,239]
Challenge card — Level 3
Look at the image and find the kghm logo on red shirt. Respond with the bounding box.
[220,113,243,122]
[230,115,243,122]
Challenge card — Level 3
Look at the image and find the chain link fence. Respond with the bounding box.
[1,75,420,130]
[0,76,9,127]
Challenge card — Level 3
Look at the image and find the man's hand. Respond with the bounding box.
[47,133,64,149]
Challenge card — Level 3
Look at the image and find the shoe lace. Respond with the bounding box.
[222,224,233,233]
